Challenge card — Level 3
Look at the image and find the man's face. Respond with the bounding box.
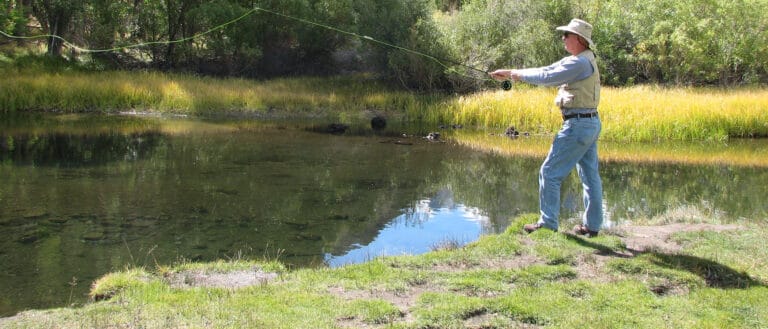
[562,32,584,55]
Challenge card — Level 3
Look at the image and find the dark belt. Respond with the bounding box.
[563,112,598,120]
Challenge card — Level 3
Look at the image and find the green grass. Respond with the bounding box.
[4,215,767,328]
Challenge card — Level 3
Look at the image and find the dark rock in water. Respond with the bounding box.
[22,211,49,220]
[82,231,106,242]
[47,217,70,224]
[371,116,387,130]
[505,126,520,137]
[327,123,349,134]
[214,188,239,196]
[294,233,322,241]
[18,233,40,244]
[285,221,309,230]
[439,124,463,129]
[379,139,413,146]
[18,225,49,244]
[328,214,350,221]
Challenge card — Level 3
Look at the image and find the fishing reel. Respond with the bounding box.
[501,80,513,91]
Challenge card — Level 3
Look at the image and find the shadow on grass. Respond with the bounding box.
[564,234,764,289]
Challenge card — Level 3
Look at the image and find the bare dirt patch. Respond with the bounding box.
[167,269,278,289]
[572,223,742,283]
[330,283,436,327]
[464,312,544,329]
[613,223,741,253]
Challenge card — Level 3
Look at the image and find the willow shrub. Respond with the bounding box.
[435,0,768,87]
[593,0,768,85]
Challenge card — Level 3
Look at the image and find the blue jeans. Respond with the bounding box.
[538,115,603,231]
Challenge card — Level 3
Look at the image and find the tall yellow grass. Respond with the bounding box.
[600,86,768,141]
[428,85,768,142]
[1,70,423,117]
[2,69,767,142]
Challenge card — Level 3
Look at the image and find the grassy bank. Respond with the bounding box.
[2,64,768,142]
[2,214,767,328]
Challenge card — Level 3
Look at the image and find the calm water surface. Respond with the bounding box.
[1,113,766,316]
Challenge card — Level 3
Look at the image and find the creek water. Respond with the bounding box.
[1,113,766,316]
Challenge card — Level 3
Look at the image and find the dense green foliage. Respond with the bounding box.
[436,0,768,87]
[593,0,768,86]
[2,0,767,89]
[2,0,440,82]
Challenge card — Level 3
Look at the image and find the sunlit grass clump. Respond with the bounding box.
[601,86,768,141]
[428,85,768,142]
[0,66,426,118]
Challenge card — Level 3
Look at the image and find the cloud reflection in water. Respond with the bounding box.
[325,196,489,267]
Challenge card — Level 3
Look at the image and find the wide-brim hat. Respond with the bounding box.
[556,19,595,48]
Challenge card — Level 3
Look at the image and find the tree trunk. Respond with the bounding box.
[31,0,77,58]
[46,15,64,56]
[164,0,183,69]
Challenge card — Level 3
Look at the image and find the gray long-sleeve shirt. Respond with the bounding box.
[517,55,594,86]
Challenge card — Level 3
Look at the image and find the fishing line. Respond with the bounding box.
[0,6,511,89]
[250,7,510,89]
[249,7,493,81]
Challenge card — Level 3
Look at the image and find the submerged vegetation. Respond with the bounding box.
[3,215,767,328]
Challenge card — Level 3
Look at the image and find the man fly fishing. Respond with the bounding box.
[490,18,604,237]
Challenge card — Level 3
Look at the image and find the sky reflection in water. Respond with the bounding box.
[325,195,488,267]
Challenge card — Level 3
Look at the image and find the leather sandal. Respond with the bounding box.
[573,224,599,237]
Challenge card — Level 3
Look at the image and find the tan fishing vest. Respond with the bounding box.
[555,50,600,109]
